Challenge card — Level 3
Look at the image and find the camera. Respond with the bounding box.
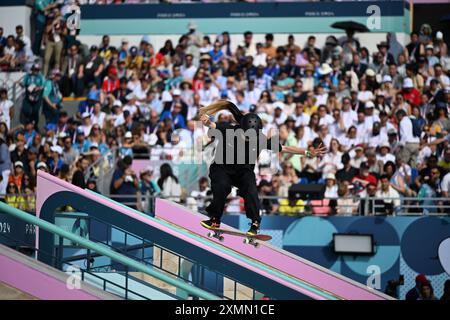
[385,275,404,298]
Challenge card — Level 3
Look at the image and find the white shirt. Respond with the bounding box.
[244,88,262,105]
[133,85,149,101]
[181,65,197,81]
[357,90,374,102]
[198,86,220,106]
[91,112,106,129]
[399,116,420,144]
[441,172,450,195]
[341,109,358,130]
[364,114,381,130]
[376,187,401,208]
[367,133,387,149]
[79,124,92,137]
[294,112,310,127]
[253,52,267,67]
[319,114,334,127]
[315,93,328,106]
[274,113,287,126]
[377,153,396,164]
[123,104,138,116]
[325,185,338,198]
[0,99,13,129]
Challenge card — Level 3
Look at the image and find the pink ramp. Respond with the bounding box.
[36,171,332,299]
[155,199,392,300]
[0,245,119,300]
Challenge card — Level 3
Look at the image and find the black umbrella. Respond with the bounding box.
[331,21,370,33]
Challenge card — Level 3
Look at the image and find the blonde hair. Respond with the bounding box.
[198,100,243,124]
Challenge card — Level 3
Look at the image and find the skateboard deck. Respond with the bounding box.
[201,223,272,247]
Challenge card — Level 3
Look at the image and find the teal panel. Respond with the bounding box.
[80,16,406,35]
[283,217,337,247]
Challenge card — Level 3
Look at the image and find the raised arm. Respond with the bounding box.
[200,114,216,129]
[281,143,327,158]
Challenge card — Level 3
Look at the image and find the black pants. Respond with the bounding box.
[205,164,261,223]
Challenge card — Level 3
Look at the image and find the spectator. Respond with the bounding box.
[0,133,11,195]
[375,174,401,215]
[42,69,63,125]
[21,63,45,128]
[71,156,90,189]
[157,163,181,203]
[419,281,438,300]
[43,14,64,77]
[406,274,428,300]
[396,109,420,167]
[336,152,358,183]
[0,88,13,130]
[335,182,359,216]
[110,155,138,207]
[324,173,338,198]
[84,45,104,88]
[441,280,450,301]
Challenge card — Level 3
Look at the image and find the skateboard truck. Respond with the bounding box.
[207,230,225,242]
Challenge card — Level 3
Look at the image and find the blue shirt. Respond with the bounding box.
[208,49,224,64]
[160,111,186,129]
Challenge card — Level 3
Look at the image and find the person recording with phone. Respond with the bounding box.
[110,155,139,208]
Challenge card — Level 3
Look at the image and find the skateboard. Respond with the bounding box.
[201,223,272,248]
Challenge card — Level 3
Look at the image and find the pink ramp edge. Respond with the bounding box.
[36,171,325,300]
[155,198,390,300]
[0,254,100,300]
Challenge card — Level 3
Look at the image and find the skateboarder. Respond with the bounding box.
[199,100,326,235]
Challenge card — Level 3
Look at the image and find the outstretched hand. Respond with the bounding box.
[310,143,327,158]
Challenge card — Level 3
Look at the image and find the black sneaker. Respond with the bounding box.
[201,218,221,230]
[247,221,260,236]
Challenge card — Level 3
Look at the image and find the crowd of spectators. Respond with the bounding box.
[0,0,449,216]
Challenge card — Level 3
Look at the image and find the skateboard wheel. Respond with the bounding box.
[207,232,214,238]
[243,238,249,244]
[219,236,224,242]
[254,242,260,248]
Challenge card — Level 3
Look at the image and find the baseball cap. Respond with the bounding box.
[382,75,392,83]
[436,31,443,40]
[124,131,132,139]
[403,78,413,89]
[14,161,24,168]
[58,132,68,139]
[113,99,123,107]
[388,128,397,136]
[380,141,390,150]
[90,45,98,51]
[82,112,91,119]
[36,162,47,169]
[130,46,138,54]
[325,173,336,180]
[51,145,63,155]
[140,165,154,175]
[365,69,376,77]
[360,161,369,169]
[416,274,428,285]
[365,101,375,109]
[172,89,181,96]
